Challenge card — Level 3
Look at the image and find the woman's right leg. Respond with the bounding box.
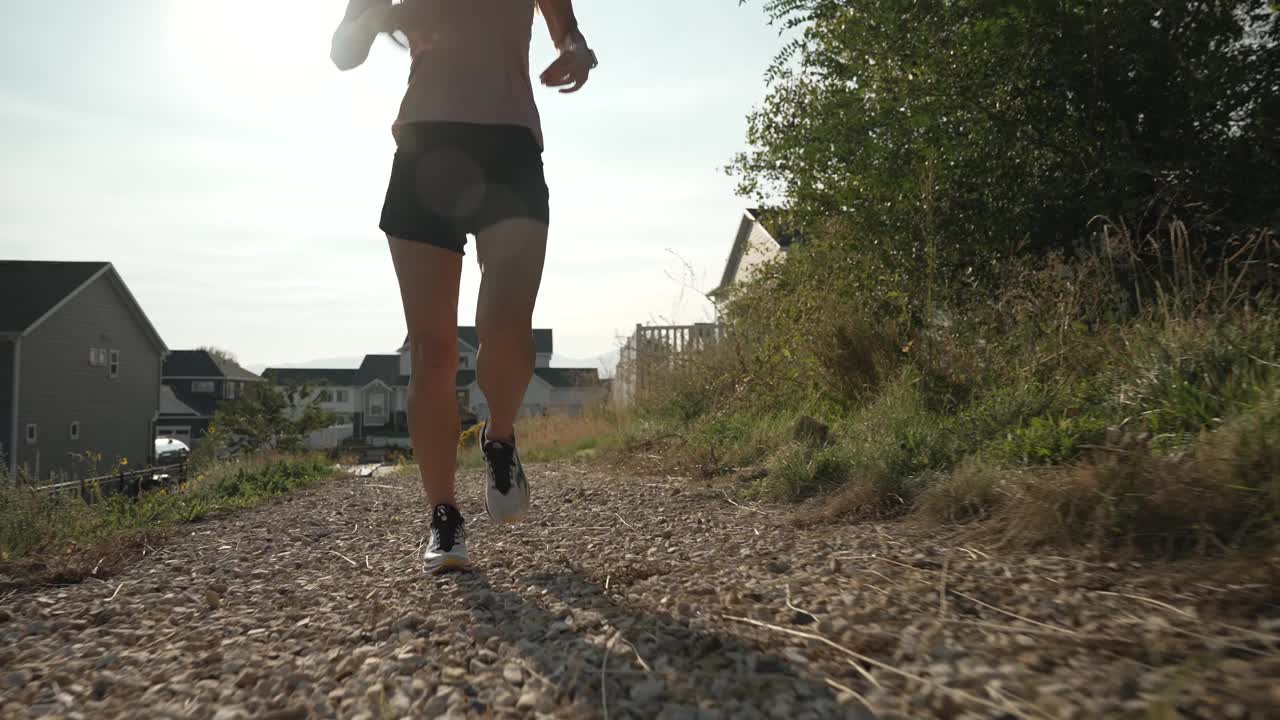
[388,235,464,508]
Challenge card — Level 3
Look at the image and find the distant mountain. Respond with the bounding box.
[245,356,364,375]
[552,350,621,378]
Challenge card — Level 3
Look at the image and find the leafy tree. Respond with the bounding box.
[733,0,1279,311]
[212,382,334,453]
[198,346,240,366]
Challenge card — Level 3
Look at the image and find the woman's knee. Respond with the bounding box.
[406,332,458,375]
[476,313,534,348]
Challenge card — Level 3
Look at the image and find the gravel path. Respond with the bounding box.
[1,463,1277,719]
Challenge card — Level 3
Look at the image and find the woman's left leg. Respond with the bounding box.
[473,217,548,522]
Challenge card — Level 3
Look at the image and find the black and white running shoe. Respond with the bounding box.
[482,424,530,524]
[424,504,471,574]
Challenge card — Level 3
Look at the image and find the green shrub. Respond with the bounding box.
[614,0,1280,555]
[623,229,1280,553]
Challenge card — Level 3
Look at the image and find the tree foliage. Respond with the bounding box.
[733,0,1280,304]
[212,383,334,454]
[198,346,240,366]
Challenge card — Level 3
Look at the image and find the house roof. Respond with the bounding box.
[162,349,262,381]
[165,384,217,418]
[0,262,168,352]
[158,385,202,417]
[399,327,553,354]
[748,207,801,248]
[355,354,401,387]
[261,367,359,386]
[398,370,477,388]
[711,208,802,298]
[534,367,601,388]
[0,261,106,335]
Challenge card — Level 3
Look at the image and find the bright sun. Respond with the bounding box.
[165,1,360,109]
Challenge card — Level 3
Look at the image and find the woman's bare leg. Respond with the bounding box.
[474,218,549,441]
[388,236,464,508]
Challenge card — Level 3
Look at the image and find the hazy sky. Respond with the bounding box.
[0,1,786,370]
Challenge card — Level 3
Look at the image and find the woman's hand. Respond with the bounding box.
[540,32,597,93]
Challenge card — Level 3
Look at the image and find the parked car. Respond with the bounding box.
[155,436,191,465]
[150,437,190,488]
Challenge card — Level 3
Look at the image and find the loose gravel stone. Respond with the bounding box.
[0,462,1275,719]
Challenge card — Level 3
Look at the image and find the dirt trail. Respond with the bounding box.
[1,464,1277,719]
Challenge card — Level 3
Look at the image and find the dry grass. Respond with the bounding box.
[0,528,170,591]
[457,406,625,467]
[914,459,1007,524]
[514,411,619,457]
[988,401,1280,553]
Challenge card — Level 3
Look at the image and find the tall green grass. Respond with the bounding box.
[0,452,339,564]
[626,224,1280,554]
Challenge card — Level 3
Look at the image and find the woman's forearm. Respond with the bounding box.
[331,0,390,71]
[536,0,585,49]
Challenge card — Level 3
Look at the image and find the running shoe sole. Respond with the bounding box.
[425,552,472,574]
[484,492,528,525]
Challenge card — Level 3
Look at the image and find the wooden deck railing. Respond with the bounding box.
[29,462,189,503]
[614,322,725,406]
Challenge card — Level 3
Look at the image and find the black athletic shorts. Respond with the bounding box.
[379,122,550,254]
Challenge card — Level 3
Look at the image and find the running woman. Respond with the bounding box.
[330,0,598,572]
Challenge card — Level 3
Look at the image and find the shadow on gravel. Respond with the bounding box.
[457,569,871,720]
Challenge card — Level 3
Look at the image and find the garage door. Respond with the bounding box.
[156,426,192,443]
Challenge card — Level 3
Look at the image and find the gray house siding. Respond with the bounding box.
[0,339,13,470]
[14,275,163,480]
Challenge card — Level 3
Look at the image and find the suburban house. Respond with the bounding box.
[0,261,168,480]
[616,208,799,405]
[708,207,801,311]
[404,327,605,423]
[262,327,604,447]
[158,349,264,447]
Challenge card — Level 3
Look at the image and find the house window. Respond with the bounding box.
[459,355,469,369]
[456,389,468,406]
[192,380,215,393]
[25,424,37,444]
[335,390,348,402]
[69,421,81,440]
[108,349,120,378]
[318,389,333,402]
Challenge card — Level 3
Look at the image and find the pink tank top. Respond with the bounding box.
[393,0,543,148]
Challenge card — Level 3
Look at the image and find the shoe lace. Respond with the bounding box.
[432,505,463,552]
[484,440,516,493]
